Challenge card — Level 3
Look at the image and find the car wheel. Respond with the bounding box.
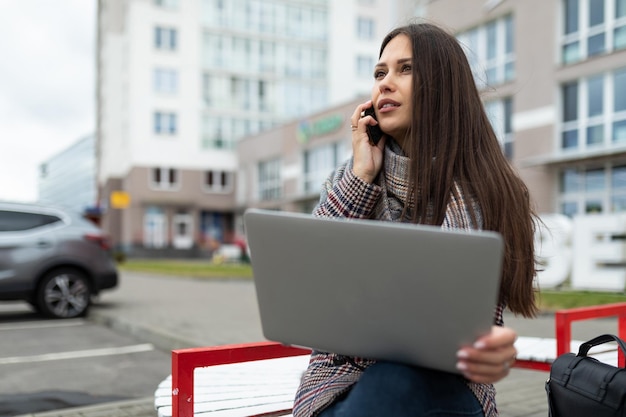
[37,268,91,318]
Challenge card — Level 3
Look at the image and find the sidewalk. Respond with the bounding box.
[19,272,622,417]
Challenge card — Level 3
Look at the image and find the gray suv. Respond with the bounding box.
[0,202,118,318]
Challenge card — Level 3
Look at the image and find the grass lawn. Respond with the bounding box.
[119,259,253,279]
[537,289,626,311]
[118,259,626,311]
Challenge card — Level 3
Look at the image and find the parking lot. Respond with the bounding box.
[0,302,169,416]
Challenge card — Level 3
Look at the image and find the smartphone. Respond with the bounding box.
[364,107,384,145]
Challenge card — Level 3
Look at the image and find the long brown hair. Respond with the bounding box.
[380,23,538,317]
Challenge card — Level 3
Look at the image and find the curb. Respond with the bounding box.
[87,309,198,353]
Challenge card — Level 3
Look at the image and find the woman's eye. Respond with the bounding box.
[401,64,412,72]
[374,70,386,79]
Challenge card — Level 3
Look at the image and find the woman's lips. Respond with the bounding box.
[377,99,400,113]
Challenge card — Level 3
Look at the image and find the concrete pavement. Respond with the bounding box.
[16,271,622,417]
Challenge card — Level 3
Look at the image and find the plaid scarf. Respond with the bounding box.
[372,138,414,222]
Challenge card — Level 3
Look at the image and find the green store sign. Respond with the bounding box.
[296,114,344,144]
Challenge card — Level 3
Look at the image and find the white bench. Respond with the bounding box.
[155,354,308,417]
[155,303,626,417]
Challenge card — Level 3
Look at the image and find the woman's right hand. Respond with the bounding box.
[351,100,385,184]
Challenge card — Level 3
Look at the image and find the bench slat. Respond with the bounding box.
[157,355,309,417]
[515,336,618,362]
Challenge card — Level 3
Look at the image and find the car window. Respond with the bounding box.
[0,210,62,232]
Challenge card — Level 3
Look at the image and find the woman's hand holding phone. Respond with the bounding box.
[364,107,384,145]
[351,101,385,184]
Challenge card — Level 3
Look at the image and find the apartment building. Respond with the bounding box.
[98,0,626,260]
[96,0,409,257]
[38,135,97,216]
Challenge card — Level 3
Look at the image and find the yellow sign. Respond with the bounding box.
[110,191,130,209]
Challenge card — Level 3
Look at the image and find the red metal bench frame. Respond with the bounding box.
[170,302,626,417]
[513,302,626,371]
[171,341,311,417]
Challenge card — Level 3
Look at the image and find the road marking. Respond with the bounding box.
[0,343,155,365]
[0,320,85,331]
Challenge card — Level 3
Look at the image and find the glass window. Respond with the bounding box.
[356,55,374,77]
[486,22,497,59]
[587,125,605,145]
[561,201,579,217]
[614,120,626,142]
[562,0,625,62]
[615,26,626,49]
[485,97,514,158]
[562,70,626,150]
[153,68,178,93]
[565,0,579,34]
[613,164,626,212]
[356,17,375,39]
[561,168,581,193]
[589,0,605,26]
[612,195,626,211]
[202,73,211,105]
[201,115,234,149]
[618,0,626,17]
[588,75,604,116]
[563,81,579,122]
[585,168,605,191]
[562,130,579,148]
[258,159,281,200]
[204,170,232,192]
[505,16,514,53]
[0,211,61,232]
[303,143,343,194]
[612,165,626,189]
[615,68,626,111]
[588,33,606,55]
[563,82,578,122]
[154,112,177,135]
[151,168,179,189]
[143,207,166,248]
[563,41,581,63]
[559,163,626,216]
[155,27,177,50]
[458,15,514,88]
[585,199,604,213]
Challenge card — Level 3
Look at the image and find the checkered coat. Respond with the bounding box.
[292,155,504,417]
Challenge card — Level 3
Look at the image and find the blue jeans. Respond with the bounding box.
[318,362,485,417]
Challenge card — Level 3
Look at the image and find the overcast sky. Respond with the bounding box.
[0,0,96,203]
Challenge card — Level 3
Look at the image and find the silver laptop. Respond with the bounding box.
[243,208,503,374]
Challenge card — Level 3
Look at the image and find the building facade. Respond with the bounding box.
[237,97,364,218]
[96,0,409,257]
[38,135,97,215]
[97,0,626,260]
[423,0,626,217]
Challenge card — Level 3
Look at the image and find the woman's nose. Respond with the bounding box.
[378,74,396,92]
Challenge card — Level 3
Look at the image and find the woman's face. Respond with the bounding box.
[371,34,414,145]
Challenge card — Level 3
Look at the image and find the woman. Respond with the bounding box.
[292,22,537,417]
